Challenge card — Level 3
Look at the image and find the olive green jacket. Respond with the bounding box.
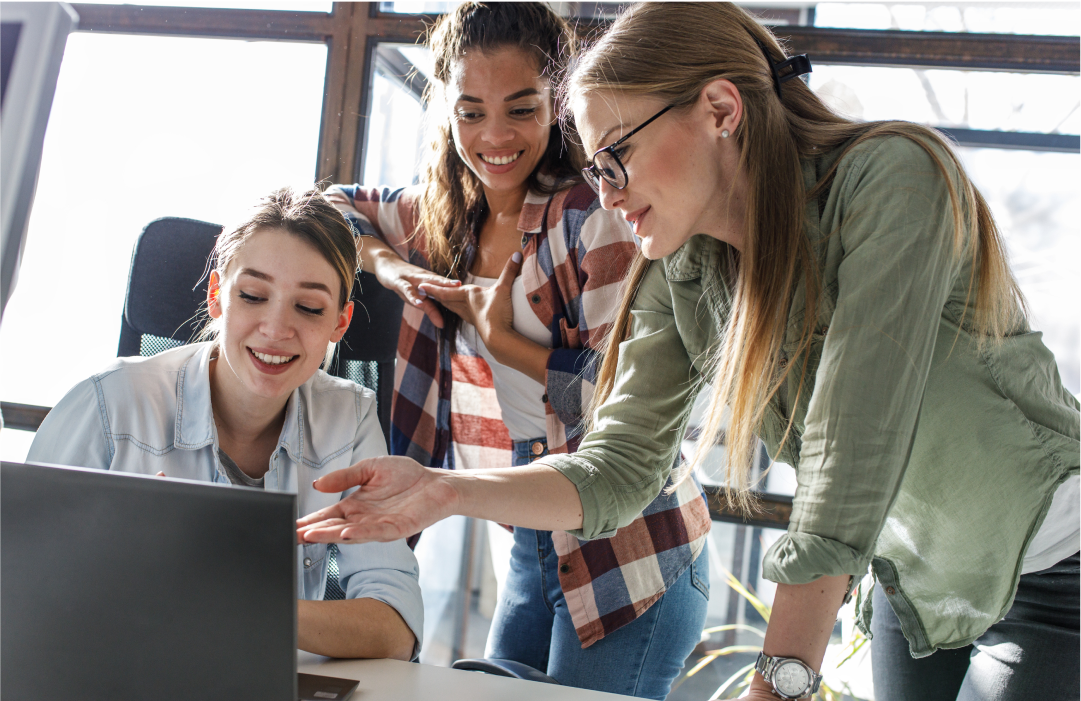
[537,134,1080,657]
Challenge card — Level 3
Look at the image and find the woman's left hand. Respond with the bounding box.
[419,252,522,354]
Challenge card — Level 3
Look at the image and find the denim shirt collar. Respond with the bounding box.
[174,343,303,459]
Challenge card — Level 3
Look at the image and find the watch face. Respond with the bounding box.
[774,660,811,697]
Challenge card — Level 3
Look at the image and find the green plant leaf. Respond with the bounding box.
[701,623,767,638]
[717,564,771,623]
[700,645,763,657]
[709,661,756,700]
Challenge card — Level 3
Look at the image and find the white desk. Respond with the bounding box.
[298,652,634,700]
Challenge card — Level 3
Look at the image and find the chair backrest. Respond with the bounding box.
[117,217,220,358]
[117,216,404,444]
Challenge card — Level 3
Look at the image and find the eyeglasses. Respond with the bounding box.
[582,104,674,195]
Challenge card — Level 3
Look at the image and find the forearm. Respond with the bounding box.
[296,598,415,660]
[750,575,850,696]
[357,236,401,275]
[488,331,552,385]
[450,463,583,531]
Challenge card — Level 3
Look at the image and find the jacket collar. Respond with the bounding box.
[663,234,729,282]
[174,342,303,457]
[517,174,568,237]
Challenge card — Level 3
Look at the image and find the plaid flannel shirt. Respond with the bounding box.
[327,180,712,647]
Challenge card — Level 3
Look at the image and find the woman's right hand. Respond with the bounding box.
[296,456,460,544]
[367,246,460,329]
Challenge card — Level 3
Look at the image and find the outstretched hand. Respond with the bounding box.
[296,456,460,545]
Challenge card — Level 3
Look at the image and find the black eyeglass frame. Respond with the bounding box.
[582,103,675,193]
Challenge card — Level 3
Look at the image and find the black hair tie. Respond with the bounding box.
[750,33,812,98]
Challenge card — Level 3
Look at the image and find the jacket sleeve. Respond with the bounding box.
[335,388,424,656]
[26,375,113,470]
[544,195,638,428]
[324,184,425,267]
[536,258,699,539]
[763,136,965,584]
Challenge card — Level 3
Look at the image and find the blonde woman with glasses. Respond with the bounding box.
[301,4,1079,700]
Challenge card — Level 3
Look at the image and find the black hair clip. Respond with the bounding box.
[750,34,812,98]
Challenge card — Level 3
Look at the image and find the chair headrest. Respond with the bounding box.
[123,217,221,344]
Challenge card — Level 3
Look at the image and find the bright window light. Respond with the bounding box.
[0,32,326,462]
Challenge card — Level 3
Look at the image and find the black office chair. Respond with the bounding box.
[118,216,404,600]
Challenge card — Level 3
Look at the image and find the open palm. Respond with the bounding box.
[296,456,459,544]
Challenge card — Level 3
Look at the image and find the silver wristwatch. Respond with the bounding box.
[755,651,822,700]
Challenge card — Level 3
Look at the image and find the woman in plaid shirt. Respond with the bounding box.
[325,4,710,698]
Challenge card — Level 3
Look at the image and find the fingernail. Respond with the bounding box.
[418,289,428,299]
[512,251,523,264]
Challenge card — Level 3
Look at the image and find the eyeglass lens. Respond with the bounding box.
[583,150,627,194]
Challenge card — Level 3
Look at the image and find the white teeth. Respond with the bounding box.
[252,350,294,365]
[481,151,522,166]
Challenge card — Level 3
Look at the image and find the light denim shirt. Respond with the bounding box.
[539,134,1080,657]
[28,342,423,656]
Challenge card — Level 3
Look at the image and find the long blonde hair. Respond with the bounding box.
[571,2,1025,511]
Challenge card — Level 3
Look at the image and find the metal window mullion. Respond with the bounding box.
[70,3,336,41]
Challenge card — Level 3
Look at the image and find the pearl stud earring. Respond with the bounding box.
[721,129,730,138]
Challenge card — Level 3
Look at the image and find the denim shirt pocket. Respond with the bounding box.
[299,542,328,600]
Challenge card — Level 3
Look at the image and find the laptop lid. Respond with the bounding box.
[1,461,298,701]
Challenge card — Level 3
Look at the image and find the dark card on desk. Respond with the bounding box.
[298,672,360,700]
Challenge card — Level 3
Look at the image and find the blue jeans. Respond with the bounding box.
[871,552,1080,701]
[485,438,710,699]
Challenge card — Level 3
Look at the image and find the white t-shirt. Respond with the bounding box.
[1022,474,1080,574]
[460,274,552,442]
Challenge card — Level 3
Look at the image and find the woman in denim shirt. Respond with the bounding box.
[30,186,423,661]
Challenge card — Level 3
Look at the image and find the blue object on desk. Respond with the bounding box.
[452,657,560,685]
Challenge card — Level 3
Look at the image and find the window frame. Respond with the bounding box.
[3,3,1079,524]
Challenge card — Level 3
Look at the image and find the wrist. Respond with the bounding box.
[368,245,400,267]
[439,467,469,516]
[485,327,519,364]
[750,673,779,697]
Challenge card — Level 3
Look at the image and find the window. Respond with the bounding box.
[0,32,326,461]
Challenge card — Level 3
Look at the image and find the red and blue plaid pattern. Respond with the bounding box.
[327,180,711,646]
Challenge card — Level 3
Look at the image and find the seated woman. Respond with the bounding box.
[27,186,422,661]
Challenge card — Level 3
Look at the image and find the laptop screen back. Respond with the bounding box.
[2,461,298,701]
[0,22,21,108]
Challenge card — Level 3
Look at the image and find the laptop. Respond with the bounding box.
[1,461,358,701]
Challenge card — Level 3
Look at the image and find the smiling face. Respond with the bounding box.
[573,87,746,259]
[447,46,553,200]
[207,227,353,406]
